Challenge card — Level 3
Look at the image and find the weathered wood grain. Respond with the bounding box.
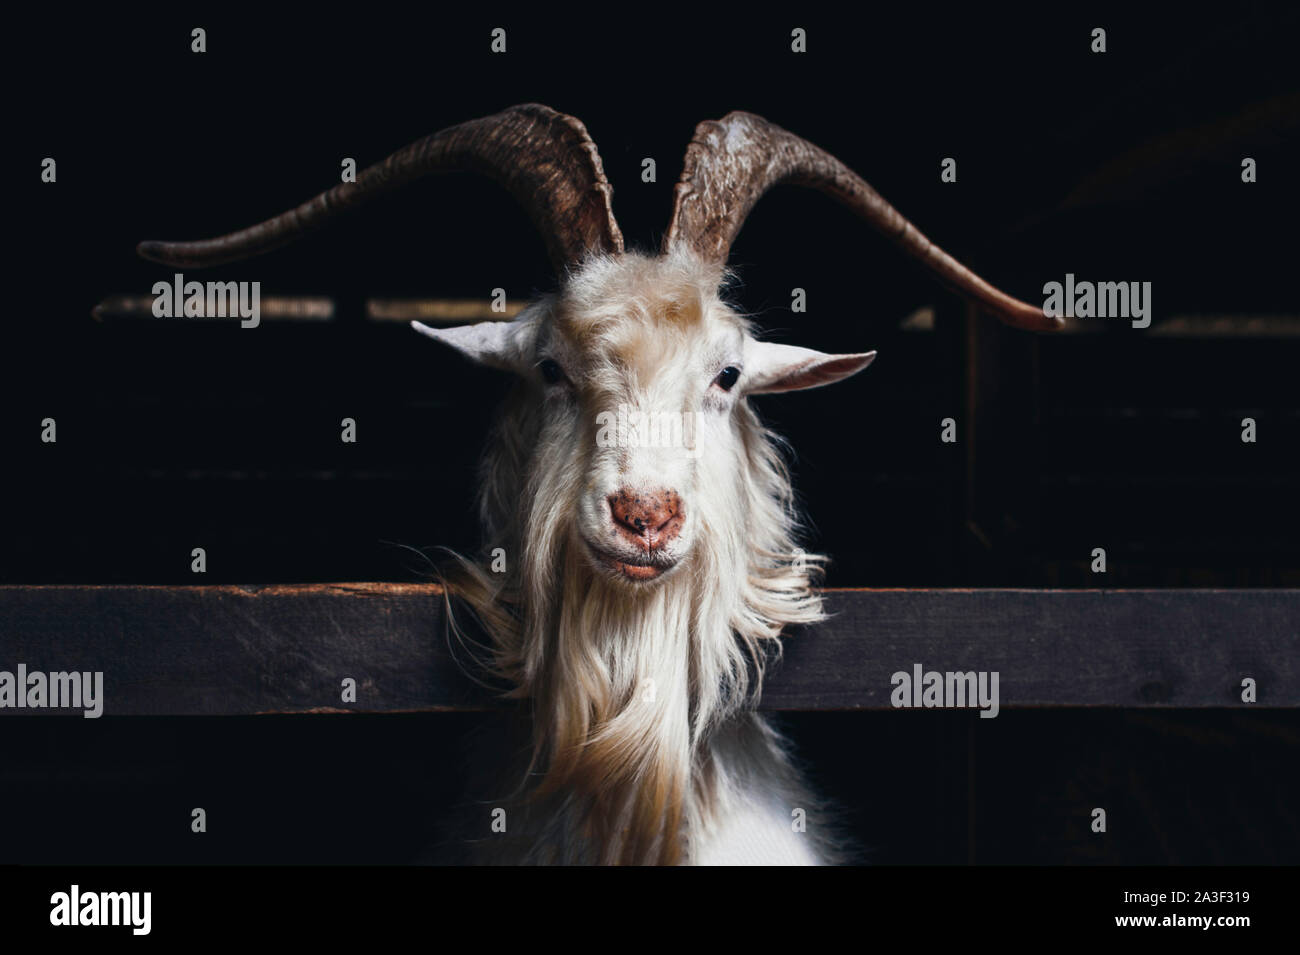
[0,585,1294,714]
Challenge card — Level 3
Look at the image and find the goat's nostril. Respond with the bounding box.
[608,488,684,547]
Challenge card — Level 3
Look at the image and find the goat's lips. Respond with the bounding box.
[613,560,663,581]
[582,538,671,581]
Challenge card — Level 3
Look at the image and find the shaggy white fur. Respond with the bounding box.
[418,249,872,865]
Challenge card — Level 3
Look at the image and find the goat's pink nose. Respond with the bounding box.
[608,489,684,550]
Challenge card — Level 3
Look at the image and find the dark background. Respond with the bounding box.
[2,5,1298,864]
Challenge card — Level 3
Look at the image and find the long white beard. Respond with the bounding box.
[434,392,839,864]
[440,536,835,865]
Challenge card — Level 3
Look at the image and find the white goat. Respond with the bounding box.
[137,104,1057,865]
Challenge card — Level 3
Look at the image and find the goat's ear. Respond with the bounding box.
[411,319,530,374]
[742,341,876,394]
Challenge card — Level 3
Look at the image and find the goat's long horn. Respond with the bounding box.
[663,112,1058,331]
[137,103,624,272]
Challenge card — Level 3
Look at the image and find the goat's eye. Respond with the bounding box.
[538,358,565,385]
[714,366,741,391]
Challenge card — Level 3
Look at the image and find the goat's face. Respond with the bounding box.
[415,250,875,589]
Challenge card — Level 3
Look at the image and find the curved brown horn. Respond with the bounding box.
[663,112,1059,331]
[138,103,624,272]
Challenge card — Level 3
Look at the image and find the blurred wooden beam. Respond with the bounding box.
[366,299,524,323]
[90,295,529,324]
[92,295,334,322]
[1048,314,1300,337]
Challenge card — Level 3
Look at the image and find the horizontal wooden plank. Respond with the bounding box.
[1048,313,1300,337]
[92,295,335,322]
[0,585,1295,714]
[91,295,525,323]
[366,299,524,322]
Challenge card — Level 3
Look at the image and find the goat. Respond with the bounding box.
[137,104,1059,865]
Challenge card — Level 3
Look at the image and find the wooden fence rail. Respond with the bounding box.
[0,585,1296,714]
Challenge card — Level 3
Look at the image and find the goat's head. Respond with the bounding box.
[412,248,874,588]
[136,103,1058,596]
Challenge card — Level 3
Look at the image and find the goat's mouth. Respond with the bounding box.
[580,538,678,583]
